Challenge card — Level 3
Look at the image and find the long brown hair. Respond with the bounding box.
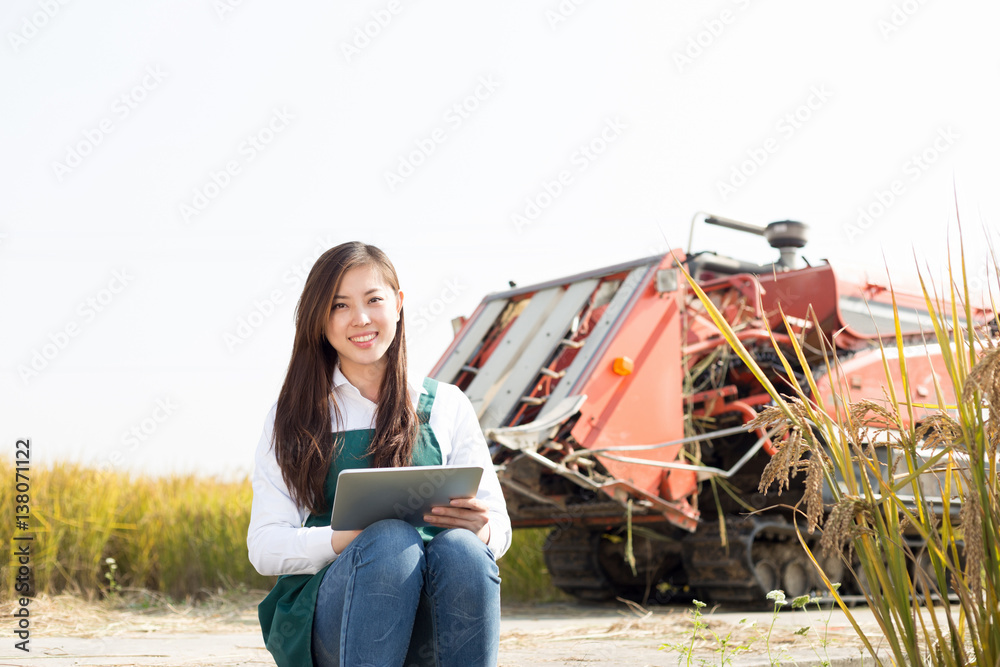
[272,242,418,514]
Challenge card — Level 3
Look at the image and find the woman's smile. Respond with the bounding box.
[348,331,378,347]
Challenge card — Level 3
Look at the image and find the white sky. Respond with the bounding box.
[3,1,999,478]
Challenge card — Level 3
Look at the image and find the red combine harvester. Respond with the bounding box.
[428,215,967,604]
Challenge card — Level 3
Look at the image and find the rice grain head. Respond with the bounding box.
[957,490,984,602]
[962,346,1000,466]
[819,497,876,558]
[753,399,811,496]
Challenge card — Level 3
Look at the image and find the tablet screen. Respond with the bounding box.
[330,465,483,531]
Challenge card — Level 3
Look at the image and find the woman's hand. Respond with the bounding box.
[424,497,491,545]
[331,529,363,555]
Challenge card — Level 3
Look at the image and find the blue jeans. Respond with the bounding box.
[311,519,501,667]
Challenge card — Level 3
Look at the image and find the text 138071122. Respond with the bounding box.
[13,438,32,653]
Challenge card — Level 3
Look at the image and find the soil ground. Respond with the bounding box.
[0,593,885,666]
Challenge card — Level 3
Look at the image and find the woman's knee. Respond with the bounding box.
[348,519,425,569]
[425,529,499,582]
[359,518,423,546]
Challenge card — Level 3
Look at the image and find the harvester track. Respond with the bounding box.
[543,516,840,606]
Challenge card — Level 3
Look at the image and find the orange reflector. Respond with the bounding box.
[612,356,633,376]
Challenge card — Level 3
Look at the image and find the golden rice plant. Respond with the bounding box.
[0,462,273,600]
[682,220,1000,666]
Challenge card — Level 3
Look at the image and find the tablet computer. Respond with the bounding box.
[329,465,484,530]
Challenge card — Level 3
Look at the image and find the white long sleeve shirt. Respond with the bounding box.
[247,366,513,577]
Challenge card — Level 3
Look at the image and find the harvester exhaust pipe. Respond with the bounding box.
[703,213,767,237]
[702,214,809,270]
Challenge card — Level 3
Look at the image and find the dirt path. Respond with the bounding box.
[0,594,881,666]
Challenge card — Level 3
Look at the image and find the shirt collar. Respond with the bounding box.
[332,362,424,403]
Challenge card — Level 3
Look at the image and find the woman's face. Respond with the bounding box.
[325,264,404,382]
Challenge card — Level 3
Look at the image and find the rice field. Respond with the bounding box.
[0,461,564,604]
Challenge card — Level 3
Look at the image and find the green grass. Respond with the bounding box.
[0,461,562,604]
[496,527,569,603]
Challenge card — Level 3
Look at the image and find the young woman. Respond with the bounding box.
[247,242,511,667]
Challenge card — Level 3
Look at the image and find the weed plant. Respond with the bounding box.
[661,586,842,666]
[660,598,758,666]
[789,585,841,667]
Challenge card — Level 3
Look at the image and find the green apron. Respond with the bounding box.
[258,377,443,667]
